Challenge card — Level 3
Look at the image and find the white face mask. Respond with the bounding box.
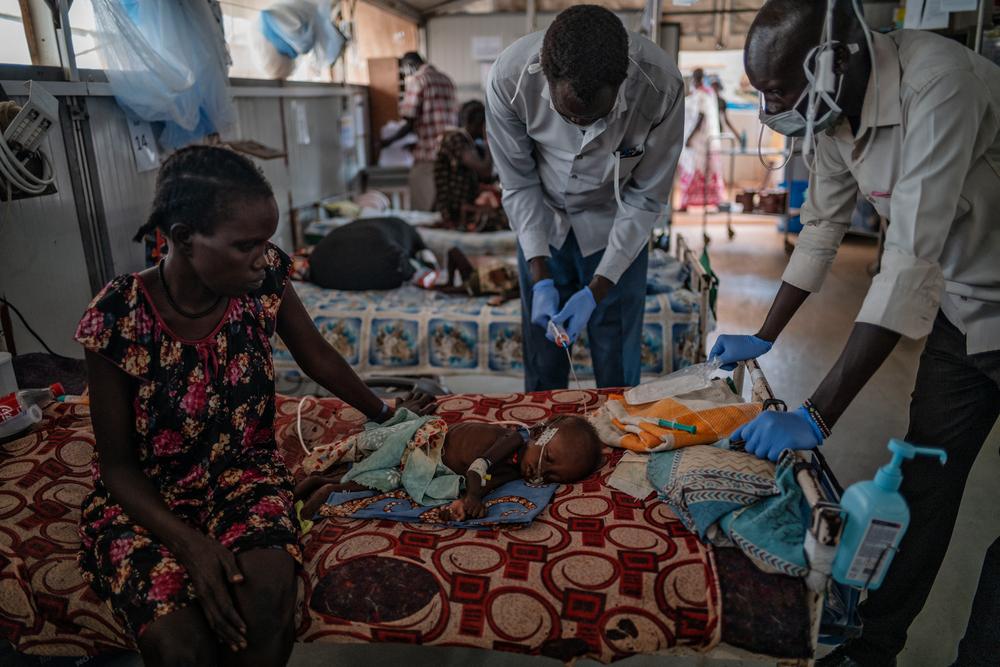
[758,73,843,138]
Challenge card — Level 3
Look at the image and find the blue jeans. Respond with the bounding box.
[517,232,648,391]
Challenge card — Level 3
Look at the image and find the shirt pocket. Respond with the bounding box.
[575,149,643,188]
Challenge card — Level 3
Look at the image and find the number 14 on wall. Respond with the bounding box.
[129,120,161,173]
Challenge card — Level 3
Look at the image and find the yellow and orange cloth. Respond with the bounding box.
[596,383,761,453]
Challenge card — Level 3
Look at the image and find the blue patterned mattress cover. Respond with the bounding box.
[272,251,704,382]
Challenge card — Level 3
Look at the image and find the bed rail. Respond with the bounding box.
[674,233,714,362]
[730,357,846,665]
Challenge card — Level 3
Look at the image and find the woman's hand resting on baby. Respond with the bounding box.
[443,496,487,521]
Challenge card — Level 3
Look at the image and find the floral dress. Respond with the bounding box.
[74,243,301,638]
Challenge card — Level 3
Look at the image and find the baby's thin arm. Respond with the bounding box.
[479,429,527,466]
[463,429,525,500]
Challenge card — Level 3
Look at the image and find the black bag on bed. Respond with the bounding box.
[309,217,427,290]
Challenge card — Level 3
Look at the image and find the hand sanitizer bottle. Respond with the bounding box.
[832,439,947,589]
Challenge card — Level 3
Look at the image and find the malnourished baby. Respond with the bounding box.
[295,415,603,521]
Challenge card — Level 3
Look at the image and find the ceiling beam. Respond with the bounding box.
[363,0,423,23]
[424,0,488,18]
[19,0,60,66]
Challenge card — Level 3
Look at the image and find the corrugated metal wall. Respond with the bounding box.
[88,96,159,275]
[426,11,643,102]
[0,85,366,357]
[229,96,296,254]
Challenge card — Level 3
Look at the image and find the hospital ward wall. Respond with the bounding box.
[0,88,95,358]
[0,79,366,357]
[426,12,644,104]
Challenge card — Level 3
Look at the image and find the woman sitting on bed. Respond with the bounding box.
[75,146,432,667]
[295,415,604,521]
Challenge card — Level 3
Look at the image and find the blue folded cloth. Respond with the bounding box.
[648,440,809,576]
[319,479,557,530]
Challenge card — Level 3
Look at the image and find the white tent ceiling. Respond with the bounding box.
[370,0,897,21]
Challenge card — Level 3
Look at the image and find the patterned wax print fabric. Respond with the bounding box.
[317,478,557,528]
[399,64,457,162]
[677,86,727,209]
[302,408,464,507]
[72,242,301,637]
[647,441,777,542]
[2,392,815,662]
[648,443,810,577]
[434,128,481,223]
[465,257,518,297]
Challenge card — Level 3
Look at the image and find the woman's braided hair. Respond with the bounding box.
[133,145,273,242]
[540,5,629,107]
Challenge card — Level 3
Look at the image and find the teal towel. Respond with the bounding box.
[648,440,809,577]
[342,408,464,507]
[718,456,810,577]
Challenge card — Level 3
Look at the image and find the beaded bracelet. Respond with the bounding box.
[802,398,832,439]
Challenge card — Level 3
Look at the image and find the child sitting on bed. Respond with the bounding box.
[294,415,603,521]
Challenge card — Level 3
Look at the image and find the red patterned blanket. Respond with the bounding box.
[0,391,809,662]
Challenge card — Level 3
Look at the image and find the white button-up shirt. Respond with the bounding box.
[486,31,685,283]
[785,30,1000,354]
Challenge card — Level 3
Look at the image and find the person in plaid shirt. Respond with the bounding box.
[381,52,457,211]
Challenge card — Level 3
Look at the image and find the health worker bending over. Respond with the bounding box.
[712,1,1000,665]
[486,4,684,391]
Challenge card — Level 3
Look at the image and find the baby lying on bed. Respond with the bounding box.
[294,415,604,522]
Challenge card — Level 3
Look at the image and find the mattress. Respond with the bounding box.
[0,391,811,662]
[272,251,704,389]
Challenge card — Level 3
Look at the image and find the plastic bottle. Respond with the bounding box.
[0,391,43,440]
[18,382,65,408]
[832,439,947,589]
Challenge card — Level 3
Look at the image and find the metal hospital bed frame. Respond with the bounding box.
[726,358,860,664]
[674,232,716,364]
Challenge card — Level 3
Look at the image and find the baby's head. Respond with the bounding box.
[520,415,603,484]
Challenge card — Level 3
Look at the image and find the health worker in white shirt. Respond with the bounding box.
[711,1,1000,665]
[486,5,684,391]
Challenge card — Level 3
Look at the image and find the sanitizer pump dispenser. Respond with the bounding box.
[832,439,947,589]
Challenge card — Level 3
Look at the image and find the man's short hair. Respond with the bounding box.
[541,5,629,106]
[401,51,424,69]
[746,0,864,75]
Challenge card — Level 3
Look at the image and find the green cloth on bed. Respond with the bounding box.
[342,408,464,506]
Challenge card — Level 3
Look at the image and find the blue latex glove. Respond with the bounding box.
[551,287,597,343]
[531,279,560,330]
[732,406,824,462]
[709,334,774,371]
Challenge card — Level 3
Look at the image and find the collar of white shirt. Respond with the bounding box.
[859,32,902,132]
[833,31,903,147]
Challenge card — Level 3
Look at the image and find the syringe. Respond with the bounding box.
[547,320,570,348]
